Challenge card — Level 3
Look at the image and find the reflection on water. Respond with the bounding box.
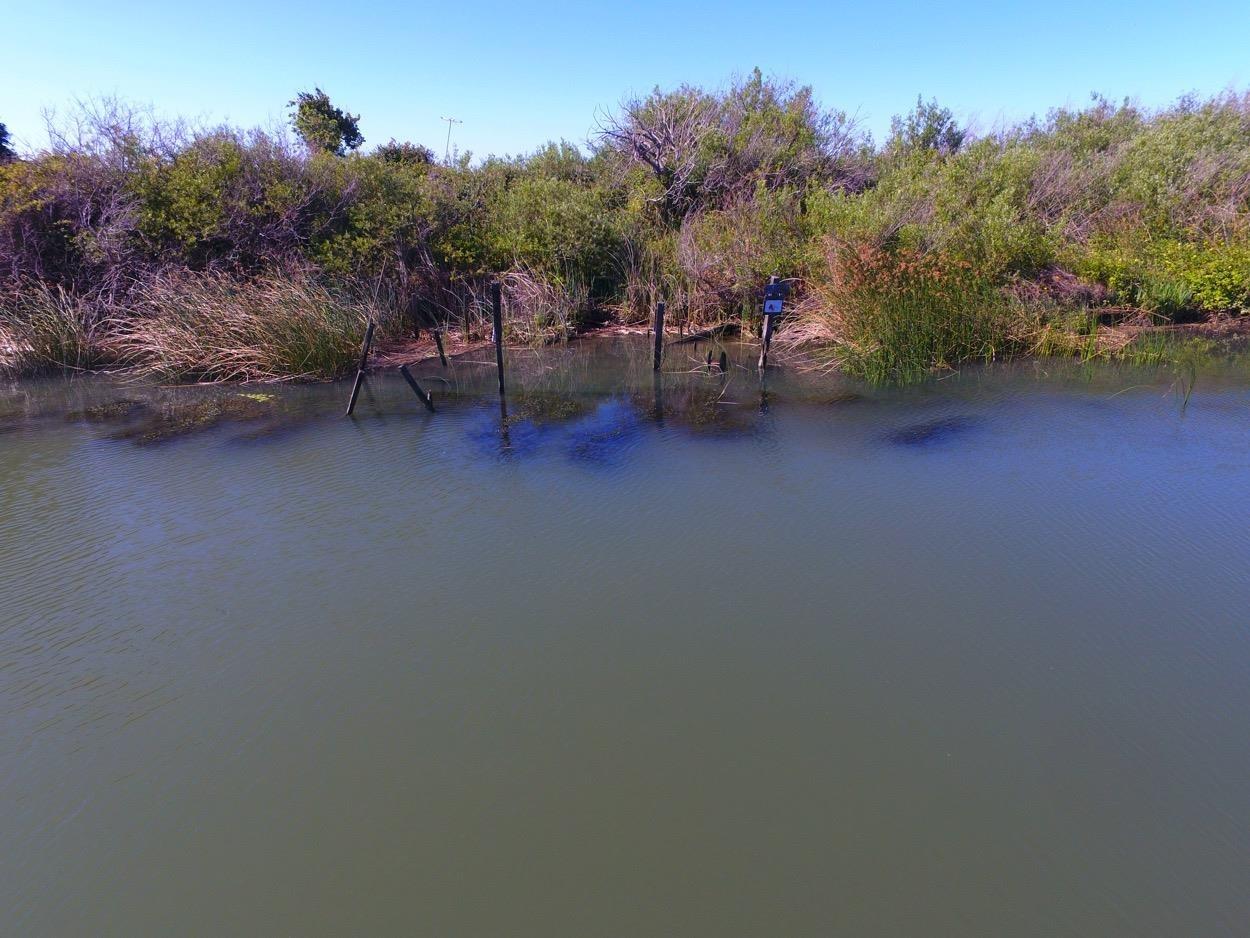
[887,415,983,447]
[3,337,1250,936]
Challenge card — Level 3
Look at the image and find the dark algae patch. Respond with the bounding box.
[66,399,147,423]
[108,394,277,445]
[887,416,982,447]
[510,390,593,425]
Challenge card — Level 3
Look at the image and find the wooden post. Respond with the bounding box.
[653,301,666,371]
[399,364,436,412]
[345,320,376,417]
[491,281,505,396]
[433,329,448,367]
[758,275,779,372]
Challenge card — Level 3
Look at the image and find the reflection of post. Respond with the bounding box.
[491,281,506,397]
[498,395,511,450]
[345,319,376,416]
[651,368,664,425]
[759,373,770,414]
[758,315,775,370]
[653,301,665,371]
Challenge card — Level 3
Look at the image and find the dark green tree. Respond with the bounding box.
[889,96,966,156]
[374,139,434,165]
[0,122,14,162]
[288,88,363,156]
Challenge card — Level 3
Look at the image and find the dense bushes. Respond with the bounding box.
[1,80,1248,381]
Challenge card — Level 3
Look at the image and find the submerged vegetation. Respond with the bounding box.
[1,75,1248,382]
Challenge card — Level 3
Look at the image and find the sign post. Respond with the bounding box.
[491,281,506,396]
[653,300,666,371]
[758,276,787,371]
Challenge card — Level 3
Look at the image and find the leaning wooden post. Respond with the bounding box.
[491,281,506,396]
[653,301,666,371]
[399,364,436,412]
[345,319,376,416]
[432,328,448,367]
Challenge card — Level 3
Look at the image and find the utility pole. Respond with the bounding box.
[440,116,462,163]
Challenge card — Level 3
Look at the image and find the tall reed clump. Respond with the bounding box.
[0,282,113,374]
[811,241,1031,383]
[110,271,377,382]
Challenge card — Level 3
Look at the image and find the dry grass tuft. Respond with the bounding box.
[107,271,379,382]
[0,282,113,374]
[499,269,588,345]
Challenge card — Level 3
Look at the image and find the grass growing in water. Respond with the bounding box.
[811,243,1027,384]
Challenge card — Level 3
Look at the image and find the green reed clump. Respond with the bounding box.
[1032,310,1111,361]
[110,271,377,382]
[813,242,1029,383]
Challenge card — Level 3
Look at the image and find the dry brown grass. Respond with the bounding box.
[499,269,587,345]
[106,271,380,382]
[0,281,113,374]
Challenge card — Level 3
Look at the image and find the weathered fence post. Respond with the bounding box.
[433,328,448,367]
[345,319,376,417]
[758,276,785,372]
[653,301,666,371]
[491,281,506,396]
[399,364,436,412]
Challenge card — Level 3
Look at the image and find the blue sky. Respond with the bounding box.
[3,0,1247,158]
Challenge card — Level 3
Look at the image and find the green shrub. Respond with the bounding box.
[1073,236,1250,313]
[482,173,626,295]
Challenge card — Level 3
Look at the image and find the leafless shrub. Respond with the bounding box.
[598,71,871,221]
[1003,266,1109,308]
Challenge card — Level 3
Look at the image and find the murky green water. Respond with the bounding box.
[4,339,1250,936]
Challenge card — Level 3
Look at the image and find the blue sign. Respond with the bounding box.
[763,281,787,316]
